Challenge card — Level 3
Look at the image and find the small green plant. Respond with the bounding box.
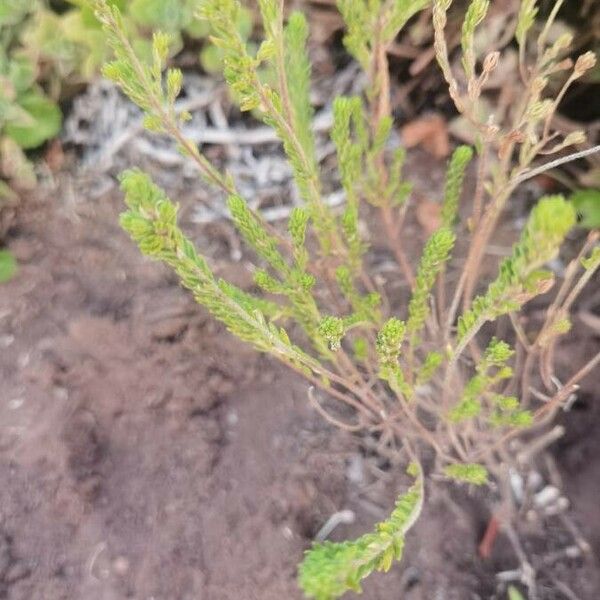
[0,249,17,283]
[508,586,527,600]
[0,2,61,195]
[94,0,600,597]
[18,0,253,92]
[1,0,253,196]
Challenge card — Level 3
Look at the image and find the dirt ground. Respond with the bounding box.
[0,171,599,600]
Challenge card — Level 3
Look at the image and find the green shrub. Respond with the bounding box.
[94,0,600,597]
[0,2,61,194]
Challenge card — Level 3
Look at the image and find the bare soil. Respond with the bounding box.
[0,177,599,600]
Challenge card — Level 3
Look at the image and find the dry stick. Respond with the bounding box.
[395,394,450,461]
[521,231,599,405]
[535,351,600,421]
[307,386,363,432]
[296,363,377,421]
[542,74,578,142]
[380,204,416,288]
[509,312,532,352]
[443,180,512,337]
[504,525,538,600]
[461,184,514,312]
[470,138,491,229]
[557,253,600,316]
[335,349,385,415]
[539,242,600,387]
[516,425,565,466]
[180,248,377,424]
[513,144,600,186]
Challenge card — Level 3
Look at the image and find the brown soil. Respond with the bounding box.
[0,179,599,600]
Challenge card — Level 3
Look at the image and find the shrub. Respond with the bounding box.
[94,0,600,597]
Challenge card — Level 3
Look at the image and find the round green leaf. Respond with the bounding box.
[571,189,600,229]
[0,1,31,27]
[8,54,36,94]
[235,6,254,40]
[130,0,186,31]
[5,92,62,149]
[199,45,222,74]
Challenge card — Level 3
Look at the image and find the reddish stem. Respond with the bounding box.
[478,514,500,559]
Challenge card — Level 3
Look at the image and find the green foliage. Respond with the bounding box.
[331,96,368,263]
[490,398,533,428]
[1,0,237,191]
[335,0,372,69]
[337,0,429,69]
[298,465,423,599]
[461,0,489,80]
[1,0,249,193]
[0,0,226,109]
[508,585,527,600]
[442,145,473,227]
[444,463,488,486]
[199,5,253,74]
[457,196,576,342]
[376,317,406,365]
[376,317,410,396]
[570,189,600,229]
[449,338,515,423]
[581,246,600,272]
[0,2,31,26]
[119,169,321,372]
[99,10,177,123]
[3,91,61,150]
[484,338,514,365]
[0,5,62,189]
[416,351,443,385]
[319,316,346,352]
[284,13,317,167]
[515,0,538,48]
[0,6,61,140]
[0,249,17,283]
[228,195,288,273]
[289,207,311,263]
[199,0,337,254]
[407,228,455,337]
[197,0,263,111]
[129,0,200,34]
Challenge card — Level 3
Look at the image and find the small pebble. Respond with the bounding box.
[226,410,238,426]
[0,335,14,347]
[113,556,130,576]
[526,471,543,492]
[534,485,560,508]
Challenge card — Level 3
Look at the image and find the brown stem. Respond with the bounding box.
[470,141,490,229]
[380,204,416,288]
